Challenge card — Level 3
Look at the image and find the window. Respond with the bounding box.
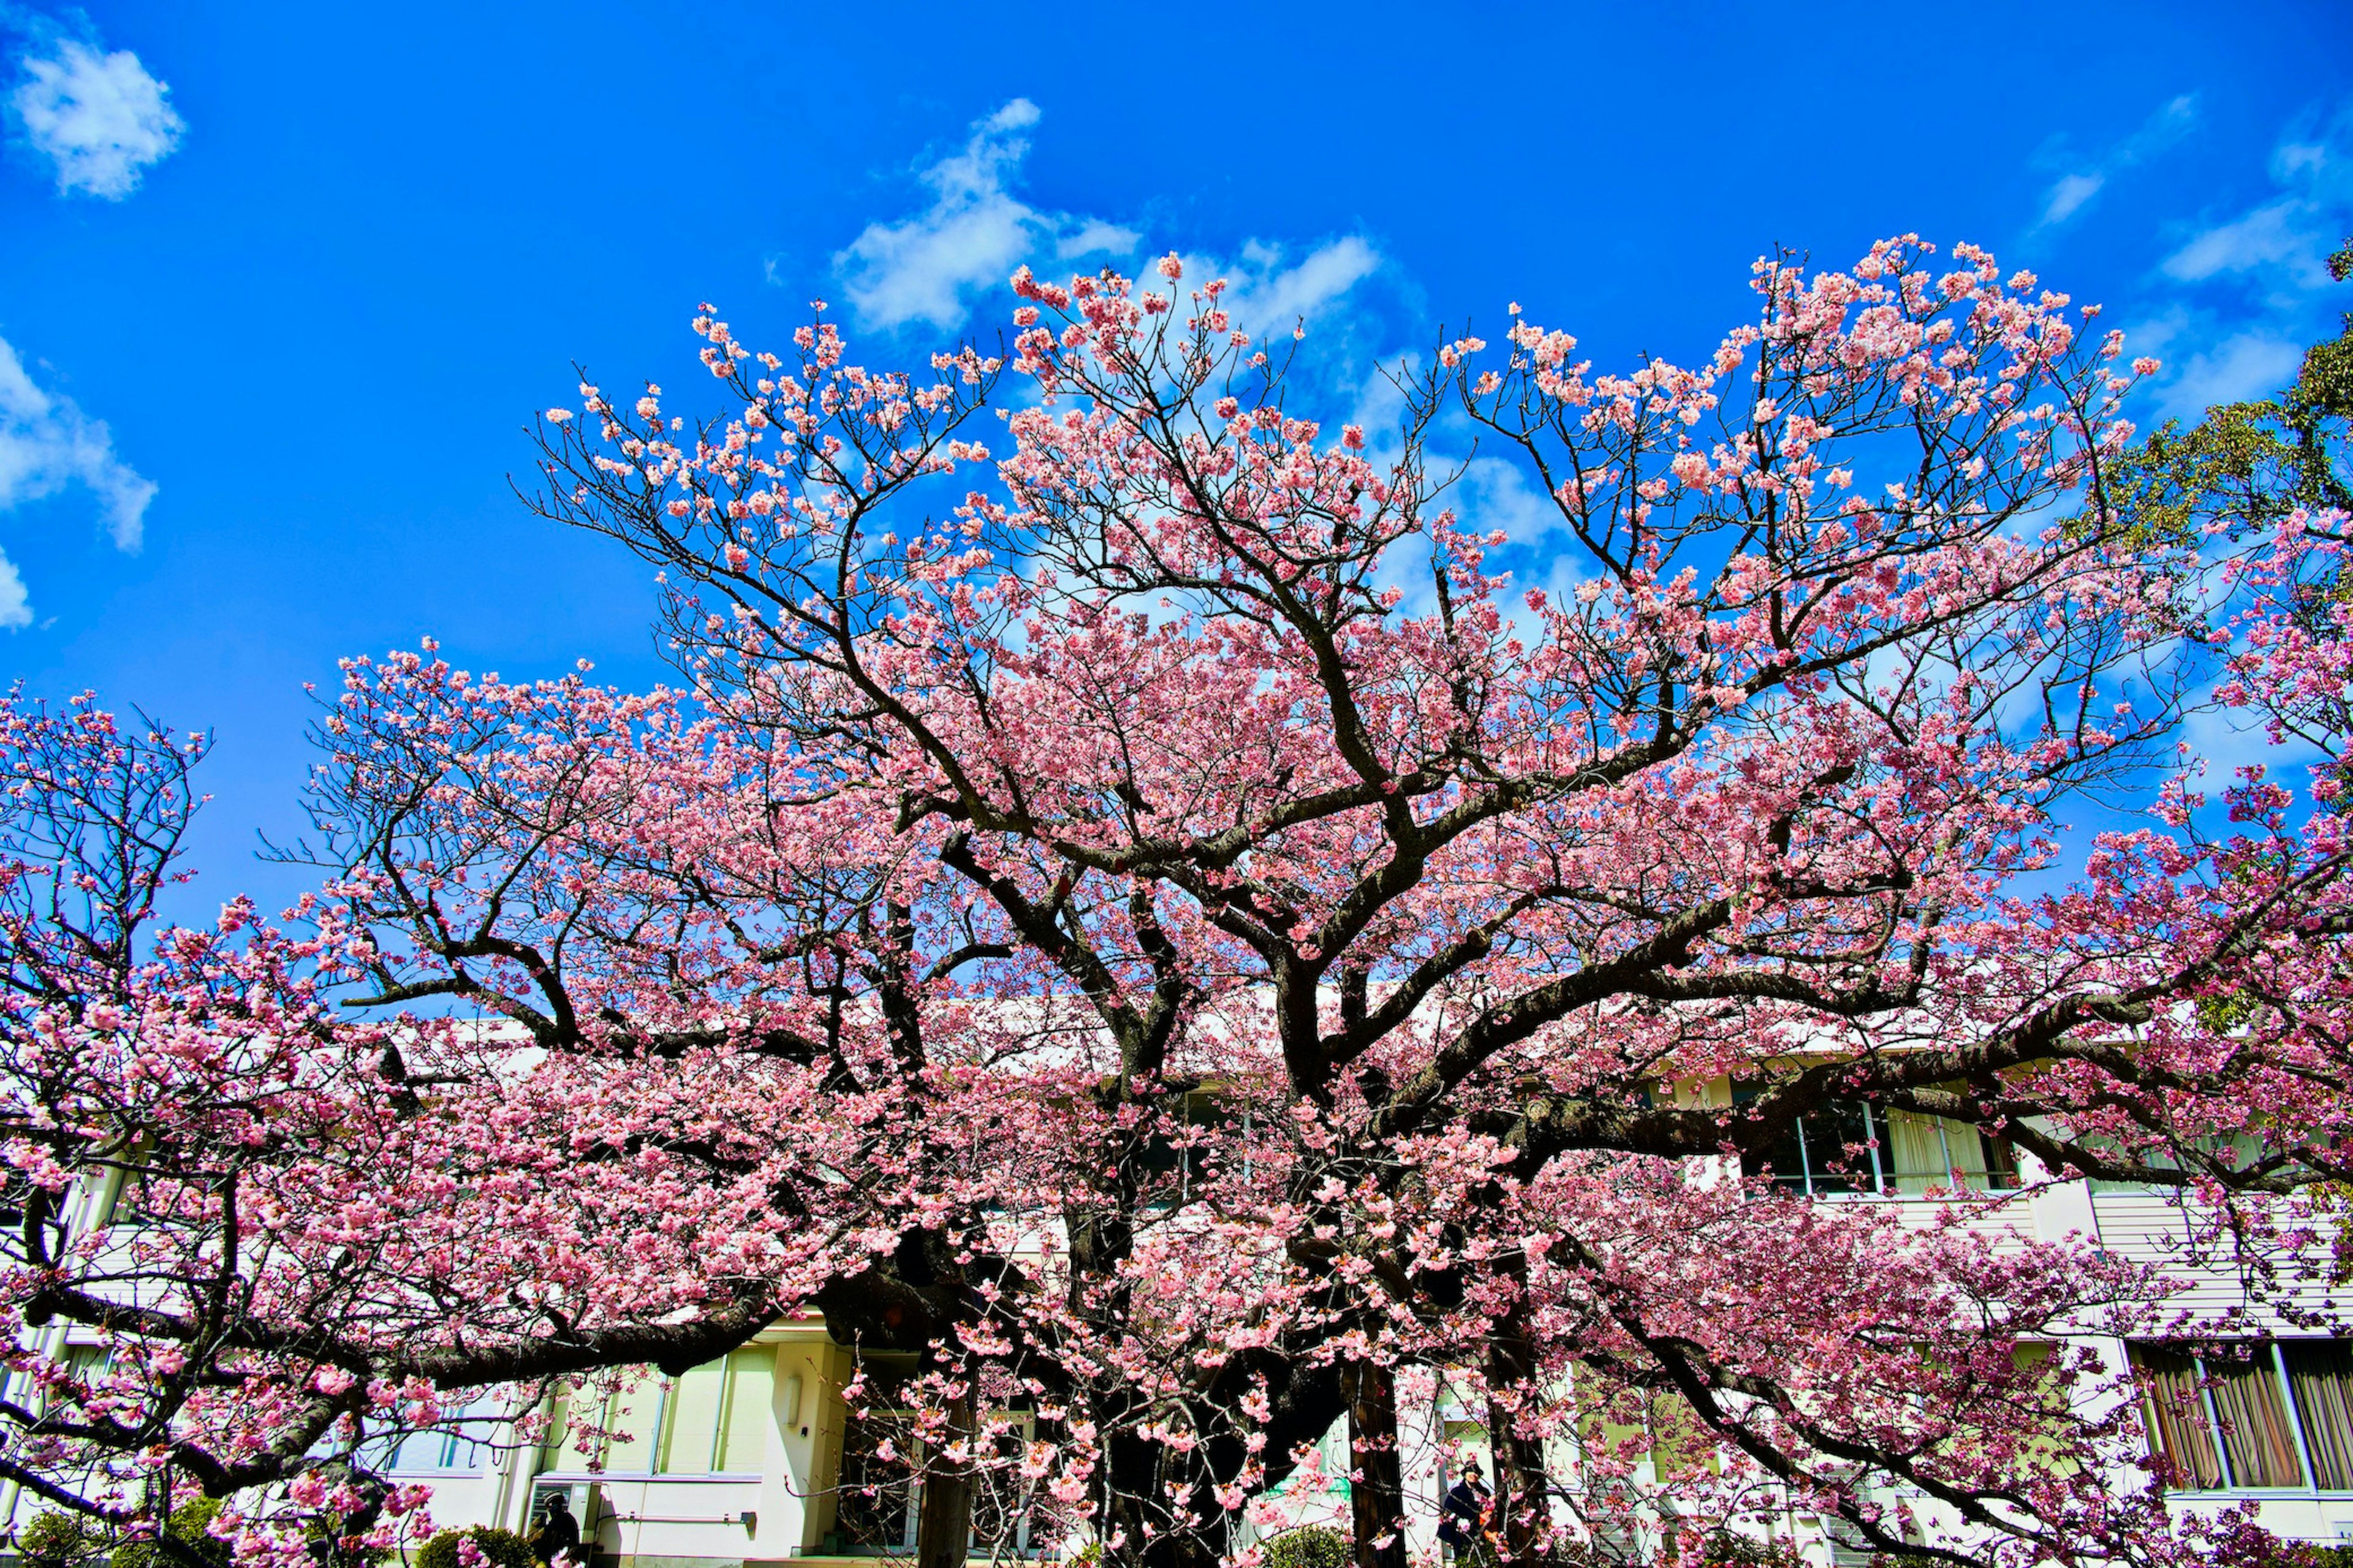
[660,1346,775,1474]
[833,1356,919,1555]
[966,1415,1047,1558]
[361,1392,505,1474]
[537,1347,776,1477]
[1735,1090,2018,1197]
[386,1422,486,1475]
[2088,1132,2276,1193]
[2129,1341,2353,1491]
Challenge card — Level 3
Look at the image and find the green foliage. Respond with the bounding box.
[15,1510,110,1568]
[309,1513,395,1568]
[415,1526,536,1568]
[1260,1525,1351,1568]
[110,1498,232,1568]
[2284,1546,2353,1568]
[2195,990,2262,1034]
[1692,1533,1809,1568]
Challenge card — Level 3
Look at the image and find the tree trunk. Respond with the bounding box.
[914,1390,974,1568]
[1344,1361,1406,1568]
[1098,1426,1231,1568]
[1483,1324,1550,1568]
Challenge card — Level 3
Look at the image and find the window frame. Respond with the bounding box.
[2129,1339,2353,1496]
[1733,1089,2020,1200]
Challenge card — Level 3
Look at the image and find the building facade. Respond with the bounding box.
[7,1095,2353,1567]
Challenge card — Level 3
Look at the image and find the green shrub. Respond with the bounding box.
[2286,1548,2353,1568]
[110,1498,231,1568]
[415,1526,536,1568]
[1694,1534,1808,1568]
[15,1511,110,1568]
[1260,1525,1351,1568]
[308,1509,396,1568]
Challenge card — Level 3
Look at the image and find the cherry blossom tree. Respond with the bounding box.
[10,237,2353,1568]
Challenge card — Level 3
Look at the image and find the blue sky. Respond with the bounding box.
[2,0,2352,915]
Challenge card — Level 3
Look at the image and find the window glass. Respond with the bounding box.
[1808,1100,1875,1193]
[717,1347,776,1473]
[540,1378,664,1475]
[1744,1109,1811,1192]
[1882,1109,1954,1195]
[659,1362,726,1474]
[604,1381,662,1474]
[2286,1342,2353,1490]
[2126,1341,2353,1491]
[1735,1089,2015,1197]
[2129,1344,2224,1488]
[2208,1350,2305,1487]
[836,1409,915,1551]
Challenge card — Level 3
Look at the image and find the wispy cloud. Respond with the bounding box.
[2035,94,2198,227]
[2121,99,2353,417]
[834,100,1138,331]
[0,333,154,627]
[2161,103,2353,289]
[6,12,183,200]
[1212,237,1384,342]
[2158,330,2307,419]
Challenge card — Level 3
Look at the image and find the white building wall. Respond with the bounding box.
[13,1176,2353,1564]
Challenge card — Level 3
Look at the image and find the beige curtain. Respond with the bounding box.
[2131,1344,2223,1488]
[2287,1341,2353,1490]
[2209,1349,2305,1488]
[1882,1110,1950,1194]
[1882,1110,1998,1193]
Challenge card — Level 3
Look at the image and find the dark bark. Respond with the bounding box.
[1087,1407,1242,1568]
[914,1389,974,1568]
[1483,1322,1550,1568]
[1344,1360,1406,1568]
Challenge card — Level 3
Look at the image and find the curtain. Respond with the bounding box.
[2131,1344,2223,1488]
[538,1384,590,1472]
[1883,1110,1958,1194]
[2209,1349,2306,1488]
[2287,1341,2353,1490]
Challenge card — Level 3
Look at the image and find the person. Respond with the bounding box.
[1436,1455,1490,1564]
[530,1493,581,1567]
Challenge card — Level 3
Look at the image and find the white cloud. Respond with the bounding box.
[2039,172,2104,225]
[1216,237,1384,342]
[2034,93,2197,229]
[2179,699,2322,782]
[2158,331,2306,419]
[0,332,154,626]
[832,99,1393,361]
[0,550,30,629]
[2163,199,2319,284]
[835,99,1138,331]
[2159,103,2353,291]
[9,29,183,200]
[2129,99,2353,419]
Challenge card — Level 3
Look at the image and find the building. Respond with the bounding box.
[7,1085,2352,1567]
